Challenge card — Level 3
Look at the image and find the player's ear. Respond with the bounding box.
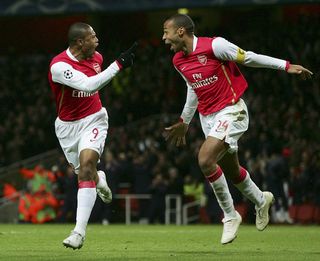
[177,27,185,36]
[77,38,83,46]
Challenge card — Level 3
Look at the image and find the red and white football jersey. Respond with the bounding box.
[49,49,112,121]
[173,37,247,116]
[174,36,288,123]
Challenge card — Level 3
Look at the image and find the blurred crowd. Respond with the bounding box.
[1,12,319,224]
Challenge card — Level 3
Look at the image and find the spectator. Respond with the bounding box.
[148,173,168,224]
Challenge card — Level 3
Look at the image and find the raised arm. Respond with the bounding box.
[51,42,138,93]
[212,37,313,79]
[51,61,120,93]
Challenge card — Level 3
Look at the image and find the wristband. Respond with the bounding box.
[285,61,290,72]
[115,60,123,70]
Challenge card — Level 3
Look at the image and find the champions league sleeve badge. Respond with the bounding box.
[63,70,73,79]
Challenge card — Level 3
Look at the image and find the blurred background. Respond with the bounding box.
[0,0,319,226]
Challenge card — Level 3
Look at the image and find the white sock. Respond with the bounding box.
[210,175,237,220]
[74,187,97,236]
[234,172,265,208]
[96,171,107,189]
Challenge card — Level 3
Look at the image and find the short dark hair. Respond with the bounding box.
[68,22,91,46]
[166,14,195,35]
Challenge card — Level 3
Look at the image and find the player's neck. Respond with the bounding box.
[182,36,194,55]
[69,46,85,61]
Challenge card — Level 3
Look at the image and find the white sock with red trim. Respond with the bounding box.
[74,181,97,236]
[233,167,265,208]
[207,167,237,220]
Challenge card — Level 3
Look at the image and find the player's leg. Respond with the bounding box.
[198,136,241,244]
[63,149,99,249]
[86,108,112,204]
[55,118,87,249]
[218,151,274,231]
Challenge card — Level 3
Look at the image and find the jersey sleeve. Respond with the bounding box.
[50,61,120,93]
[174,66,198,124]
[180,83,198,124]
[212,37,288,70]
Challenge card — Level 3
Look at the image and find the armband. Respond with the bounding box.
[236,48,245,63]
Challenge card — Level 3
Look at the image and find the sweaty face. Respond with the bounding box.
[81,27,99,59]
[162,20,183,53]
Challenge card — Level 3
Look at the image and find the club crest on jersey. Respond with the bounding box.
[93,63,101,73]
[197,55,207,65]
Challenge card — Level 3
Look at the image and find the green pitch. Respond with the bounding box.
[0,224,319,261]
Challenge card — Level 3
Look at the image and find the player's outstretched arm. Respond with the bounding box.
[164,122,188,147]
[51,42,139,93]
[287,64,313,80]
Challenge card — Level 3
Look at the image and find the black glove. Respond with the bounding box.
[116,42,138,69]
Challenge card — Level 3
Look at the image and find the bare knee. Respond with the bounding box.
[198,154,217,175]
[198,137,226,176]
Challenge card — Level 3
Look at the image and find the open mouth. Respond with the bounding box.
[165,41,174,50]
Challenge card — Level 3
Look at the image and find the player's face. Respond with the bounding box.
[81,27,99,59]
[162,20,183,53]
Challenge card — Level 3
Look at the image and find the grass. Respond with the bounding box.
[0,224,319,261]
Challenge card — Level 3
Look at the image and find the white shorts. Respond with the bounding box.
[199,99,249,153]
[55,108,109,173]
